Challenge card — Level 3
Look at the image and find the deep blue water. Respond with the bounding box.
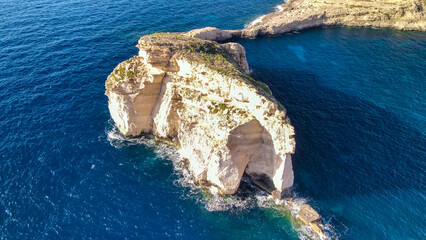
[0,0,425,239]
[238,28,426,239]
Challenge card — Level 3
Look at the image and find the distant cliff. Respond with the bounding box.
[182,0,425,42]
[105,33,295,198]
[242,0,425,37]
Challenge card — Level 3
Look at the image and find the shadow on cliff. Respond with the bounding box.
[249,67,425,202]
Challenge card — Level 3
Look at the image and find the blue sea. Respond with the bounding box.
[0,0,425,239]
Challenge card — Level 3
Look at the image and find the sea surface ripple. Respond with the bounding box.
[0,0,425,239]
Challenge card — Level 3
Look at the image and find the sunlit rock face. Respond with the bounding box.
[185,27,241,41]
[242,0,425,38]
[105,33,295,198]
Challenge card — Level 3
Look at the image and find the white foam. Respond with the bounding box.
[245,15,266,28]
[275,0,289,12]
[275,5,284,12]
[105,124,337,239]
[254,192,342,239]
[106,126,147,148]
[246,1,289,28]
[204,194,253,212]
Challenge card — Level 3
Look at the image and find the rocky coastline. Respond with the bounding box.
[105,1,425,238]
[243,0,425,37]
[186,0,425,41]
[105,31,329,238]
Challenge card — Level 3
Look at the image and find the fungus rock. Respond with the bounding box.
[105,32,295,198]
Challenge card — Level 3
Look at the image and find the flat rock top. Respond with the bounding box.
[137,33,242,76]
[137,33,277,99]
[298,204,321,223]
[279,0,425,13]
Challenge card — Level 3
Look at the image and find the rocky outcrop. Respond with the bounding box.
[298,204,326,238]
[186,1,425,43]
[220,42,251,75]
[185,27,241,41]
[242,0,425,37]
[105,33,295,198]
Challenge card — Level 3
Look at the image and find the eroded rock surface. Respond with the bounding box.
[105,33,295,197]
[242,0,425,37]
[297,204,326,237]
[220,42,251,75]
[185,27,242,41]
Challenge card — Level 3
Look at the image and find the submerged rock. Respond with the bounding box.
[298,204,326,238]
[105,32,295,198]
[298,204,321,224]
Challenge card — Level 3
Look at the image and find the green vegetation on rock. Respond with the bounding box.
[105,57,143,90]
[139,33,275,98]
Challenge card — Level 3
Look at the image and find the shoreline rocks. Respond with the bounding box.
[298,204,327,238]
[186,0,425,41]
[243,0,425,37]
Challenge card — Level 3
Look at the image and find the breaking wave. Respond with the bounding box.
[245,1,288,28]
[106,125,338,239]
[245,15,266,28]
[275,0,289,12]
[275,5,284,12]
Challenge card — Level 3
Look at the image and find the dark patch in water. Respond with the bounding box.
[238,28,425,239]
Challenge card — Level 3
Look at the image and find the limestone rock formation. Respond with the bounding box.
[298,204,321,224]
[185,27,242,41]
[297,204,326,237]
[242,0,425,37]
[105,33,295,198]
[220,42,251,75]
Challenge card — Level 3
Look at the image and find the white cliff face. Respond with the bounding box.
[105,33,295,198]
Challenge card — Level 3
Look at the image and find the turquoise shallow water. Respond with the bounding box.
[0,0,425,239]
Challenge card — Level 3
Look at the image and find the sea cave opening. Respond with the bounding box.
[226,118,277,195]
